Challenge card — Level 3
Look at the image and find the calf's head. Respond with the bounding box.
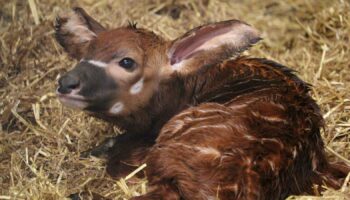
[55,7,260,116]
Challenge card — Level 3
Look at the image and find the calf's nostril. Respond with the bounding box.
[57,75,80,94]
[66,77,80,89]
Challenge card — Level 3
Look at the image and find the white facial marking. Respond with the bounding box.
[110,102,124,114]
[86,60,108,68]
[171,62,184,71]
[57,96,88,109]
[130,77,144,95]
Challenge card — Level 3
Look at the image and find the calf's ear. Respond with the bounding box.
[168,20,261,75]
[54,7,106,60]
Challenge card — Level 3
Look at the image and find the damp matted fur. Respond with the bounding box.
[0,0,349,199]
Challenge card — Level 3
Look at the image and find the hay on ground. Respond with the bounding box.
[0,0,349,199]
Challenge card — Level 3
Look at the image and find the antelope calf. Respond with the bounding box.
[55,7,349,200]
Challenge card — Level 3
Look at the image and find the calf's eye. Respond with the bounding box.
[119,57,135,70]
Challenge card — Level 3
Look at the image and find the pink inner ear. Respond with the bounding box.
[169,20,261,67]
[170,25,232,65]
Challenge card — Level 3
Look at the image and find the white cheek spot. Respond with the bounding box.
[110,102,124,114]
[86,60,108,68]
[130,77,144,95]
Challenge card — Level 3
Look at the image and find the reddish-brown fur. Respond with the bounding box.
[127,58,349,200]
[54,8,350,200]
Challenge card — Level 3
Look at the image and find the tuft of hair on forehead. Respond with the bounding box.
[127,21,138,29]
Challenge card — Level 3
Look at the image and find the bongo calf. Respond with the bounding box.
[55,8,349,200]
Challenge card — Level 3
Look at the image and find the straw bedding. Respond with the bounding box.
[0,0,349,199]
